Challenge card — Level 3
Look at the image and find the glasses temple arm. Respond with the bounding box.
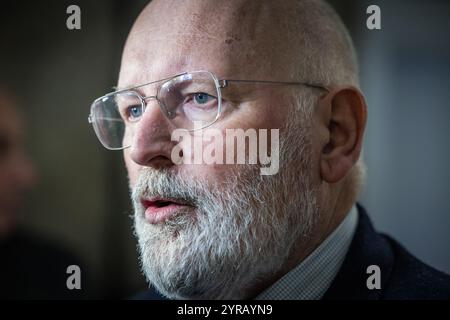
[219,79,329,91]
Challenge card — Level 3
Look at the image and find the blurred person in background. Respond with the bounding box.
[0,89,34,240]
[0,86,84,299]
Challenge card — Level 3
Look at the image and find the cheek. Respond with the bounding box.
[123,150,139,187]
[173,132,252,184]
[174,99,288,176]
[175,136,232,180]
[226,95,288,131]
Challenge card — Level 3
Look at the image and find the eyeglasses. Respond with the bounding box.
[88,70,328,150]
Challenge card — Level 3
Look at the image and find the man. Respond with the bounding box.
[0,89,35,241]
[0,87,84,299]
[89,0,450,299]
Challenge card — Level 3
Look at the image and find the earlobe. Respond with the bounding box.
[319,86,367,184]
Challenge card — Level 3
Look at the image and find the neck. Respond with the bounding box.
[244,186,354,299]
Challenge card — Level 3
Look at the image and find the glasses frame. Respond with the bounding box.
[88,70,329,150]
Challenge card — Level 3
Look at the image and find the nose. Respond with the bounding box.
[128,98,176,169]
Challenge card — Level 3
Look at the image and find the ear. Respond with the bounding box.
[319,86,367,183]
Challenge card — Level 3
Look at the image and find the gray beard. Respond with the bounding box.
[131,112,319,299]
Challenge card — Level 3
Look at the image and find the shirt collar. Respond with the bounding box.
[255,205,358,300]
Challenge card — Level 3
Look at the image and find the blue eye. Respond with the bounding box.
[194,92,213,104]
[128,105,143,119]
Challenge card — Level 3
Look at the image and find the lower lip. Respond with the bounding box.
[144,203,191,224]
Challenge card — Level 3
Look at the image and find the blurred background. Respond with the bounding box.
[0,0,448,299]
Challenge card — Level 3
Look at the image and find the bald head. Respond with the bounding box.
[120,0,358,88]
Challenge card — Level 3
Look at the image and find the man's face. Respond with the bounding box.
[0,94,35,238]
[119,1,322,299]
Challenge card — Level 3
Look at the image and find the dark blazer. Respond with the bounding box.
[134,204,450,300]
[323,204,450,299]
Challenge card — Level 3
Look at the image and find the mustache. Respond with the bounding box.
[131,169,201,207]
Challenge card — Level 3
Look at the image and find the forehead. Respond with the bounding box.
[118,1,296,88]
[120,38,248,87]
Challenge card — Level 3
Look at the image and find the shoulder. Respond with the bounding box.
[324,204,450,300]
[382,235,450,299]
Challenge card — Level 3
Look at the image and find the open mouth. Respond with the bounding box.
[141,197,194,224]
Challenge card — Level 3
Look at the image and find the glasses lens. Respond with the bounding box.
[91,91,142,149]
[159,71,220,130]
